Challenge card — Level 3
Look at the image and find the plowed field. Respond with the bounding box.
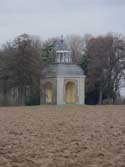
[0,105,124,167]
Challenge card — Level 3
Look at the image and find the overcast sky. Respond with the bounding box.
[0,0,125,46]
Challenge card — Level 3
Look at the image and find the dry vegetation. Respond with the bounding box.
[0,105,125,167]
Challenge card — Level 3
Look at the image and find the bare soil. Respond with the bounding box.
[0,105,125,167]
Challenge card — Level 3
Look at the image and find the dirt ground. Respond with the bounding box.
[0,105,124,167]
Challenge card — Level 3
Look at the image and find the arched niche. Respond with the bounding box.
[45,82,53,104]
[65,81,76,104]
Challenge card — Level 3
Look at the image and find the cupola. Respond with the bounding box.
[55,36,72,64]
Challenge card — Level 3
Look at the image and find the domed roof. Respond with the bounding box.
[41,64,84,78]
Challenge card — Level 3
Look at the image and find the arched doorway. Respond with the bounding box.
[65,82,76,104]
[45,82,53,104]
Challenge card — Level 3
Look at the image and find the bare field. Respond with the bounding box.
[0,105,125,167]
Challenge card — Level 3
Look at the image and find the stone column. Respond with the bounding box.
[57,77,64,105]
[78,77,85,105]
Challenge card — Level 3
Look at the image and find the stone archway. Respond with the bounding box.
[65,81,76,104]
[45,82,53,103]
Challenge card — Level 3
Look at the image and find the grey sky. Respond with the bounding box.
[0,0,125,46]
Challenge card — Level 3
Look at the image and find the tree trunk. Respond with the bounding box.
[3,78,8,106]
[19,87,25,105]
[98,88,103,105]
[113,94,116,104]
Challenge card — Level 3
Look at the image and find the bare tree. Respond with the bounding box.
[1,34,42,105]
[84,33,125,104]
[66,35,85,64]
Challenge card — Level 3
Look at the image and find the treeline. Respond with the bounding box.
[0,33,125,105]
[0,34,49,105]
